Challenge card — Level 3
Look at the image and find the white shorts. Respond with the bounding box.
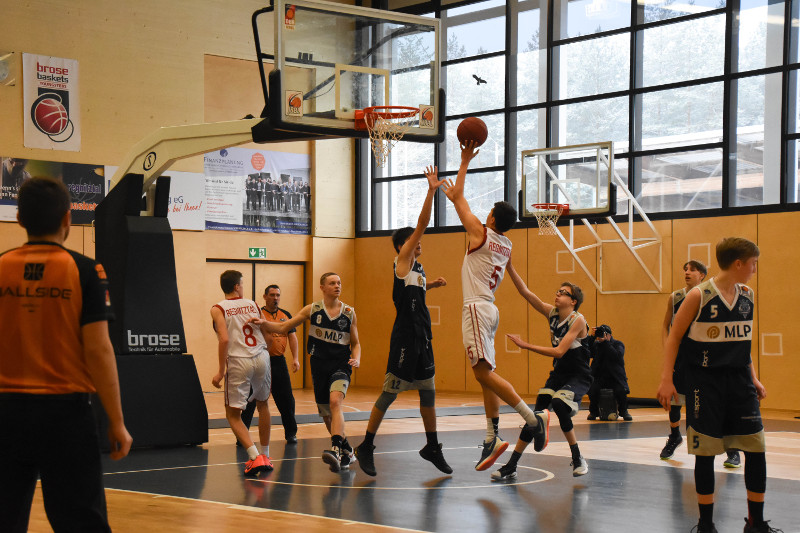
[462,301,499,369]
[225,352,271,409]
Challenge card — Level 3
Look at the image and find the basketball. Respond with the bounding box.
[286,7,295,19]
[34,98,69,135]
[456,117,488,147]
[289,95,301,108]
[422,108,433,121]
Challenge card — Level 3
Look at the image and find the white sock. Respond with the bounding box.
[246,445,259,461]
[485,418,495,442]
[261,445,270,457]
[515,401,537,426]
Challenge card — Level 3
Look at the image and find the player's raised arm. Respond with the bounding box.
[657,288,700,409]
[348,310,361,368]
[441,141,483,245]
[507,260,552,317]
[397,165,445,278]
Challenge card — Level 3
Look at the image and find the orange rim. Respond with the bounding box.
[532,203,569,214]
[355,106,419,130]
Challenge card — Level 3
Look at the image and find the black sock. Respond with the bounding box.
[569,443,581,462]
[332,434,343,449]
[425,431,438,447]
[747,500,764,525]
[506,450,522,469]
[363,431,376,447]
[492,417,500,436]
[698,503,714,525]
[342,437,352,452]
[670,425,681,438]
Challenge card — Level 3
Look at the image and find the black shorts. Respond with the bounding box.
[386,332,435,383]
[685,366,765,456]
[539,371,593,416]
[310,356,352,407]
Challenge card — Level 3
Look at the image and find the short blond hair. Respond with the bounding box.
[716,237,759,270]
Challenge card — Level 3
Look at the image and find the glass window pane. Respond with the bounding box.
[444,170,505,226]
[641,15,725,87]
[638,0,723,24]
[445,57,506,115]
[554,96,629,148]
[637,149,723,212]
[733,74,782,206]
[387,142,435,177]
[445,1,506,58]
[560,0,631,40]
[517,8,543,106]
[640,83,724,150]
[789,140,800,203]
[554,33,630,99]
[514,109,543,193]
[377,179,432,230]
[737,0,785,72]
[444,114,505,171]
[614,156,629,215]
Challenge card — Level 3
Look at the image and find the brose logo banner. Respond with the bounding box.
[23,54,81,151]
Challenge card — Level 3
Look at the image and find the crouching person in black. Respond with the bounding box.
[586,325,631,421]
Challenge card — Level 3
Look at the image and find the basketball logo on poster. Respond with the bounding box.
[22,53,81,152]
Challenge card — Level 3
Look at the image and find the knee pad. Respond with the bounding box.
[743,451,766,494]
[418,389,436,408]
[669,405,682,424]
[551,398,574,433]
[694,455,716,495]
[535,389,554,411]
[553,389,579,417]
[374,391,397,412]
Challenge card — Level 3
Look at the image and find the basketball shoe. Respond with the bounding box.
[660,433,683,460]
[743,518,783,532]
[354,442,376,476]
[419,442,453,474]
[723,451,741,468]
[476,436,508,471]
[491,463,517,481]
[243,454,270,476]
[322,447,342,472]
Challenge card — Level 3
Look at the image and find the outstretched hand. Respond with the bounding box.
[461,140,480,163]
[506,334,529,350]
[440,178,458,202]
[424,165,445,191]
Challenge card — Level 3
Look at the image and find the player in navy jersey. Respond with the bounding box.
[504,266,592,479]
[657,238,778,533]
[256,272,361,472]
[355,166,452,476]
[659,260,708,460]
[441,141,549,473]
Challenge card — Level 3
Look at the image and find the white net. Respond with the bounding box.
[365,107,419,167]
[532,204,565,236]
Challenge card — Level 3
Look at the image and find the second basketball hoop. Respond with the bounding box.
[355,106,419,167]
[531,203,569,235]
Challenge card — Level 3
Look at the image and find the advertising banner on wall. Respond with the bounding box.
[204,147,310,234]
[1,157,104,224]
[22,54,81,152]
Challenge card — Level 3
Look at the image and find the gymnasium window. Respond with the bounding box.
[357,0,800,234]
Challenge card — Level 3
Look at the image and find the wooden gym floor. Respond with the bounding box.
[28,388,800,532]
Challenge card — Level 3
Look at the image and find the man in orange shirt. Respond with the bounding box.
[241,284,300,443]
[0,176,132,532]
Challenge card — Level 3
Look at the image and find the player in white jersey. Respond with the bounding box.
[211,270,283,476]
[441,141,549,473]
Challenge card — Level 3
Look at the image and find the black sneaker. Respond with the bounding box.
[419,443,453,474]
[587,413,598,421]
[660,433,683,460]
[743,518,784,533]
[491,462,517,481]
[340,448,356,469]
[620,412,633,421]
[354,442,376,476]
[533,410,550,452]
[322,447,341,472]
[691,521,718,533]
[723,451,742,468]
[475,436,508,471]
[286,435,298,444]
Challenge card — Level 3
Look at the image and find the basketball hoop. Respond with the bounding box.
[531,203,569,235]
[355,106,419,167]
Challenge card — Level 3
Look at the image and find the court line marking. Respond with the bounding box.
[105,487,426,532]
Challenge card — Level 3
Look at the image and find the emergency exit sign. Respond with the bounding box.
[248,247,266,259]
